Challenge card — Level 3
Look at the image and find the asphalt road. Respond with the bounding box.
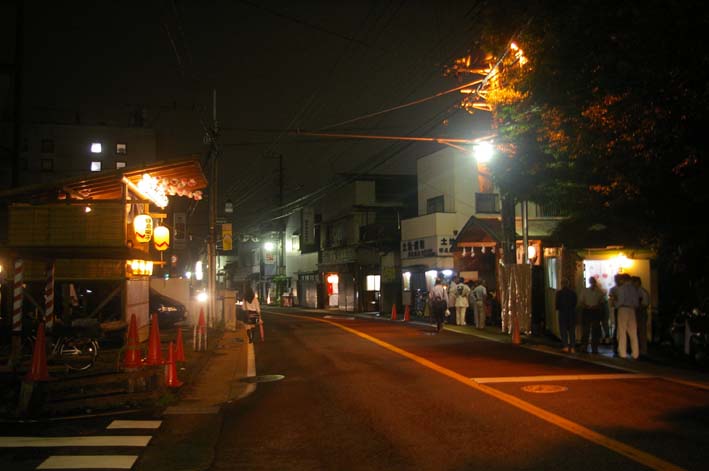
[210,309,708,471]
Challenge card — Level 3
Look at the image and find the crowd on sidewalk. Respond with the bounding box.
[556,273,650,360]
[427,276,502,333]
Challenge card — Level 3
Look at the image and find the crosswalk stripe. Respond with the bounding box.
[473,373,654,384]
[0,436,151,447]
[106,420,162,430]
[37,455,138,469]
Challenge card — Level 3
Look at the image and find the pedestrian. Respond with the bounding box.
[631,276,650,355]
[472,280,488,329]
[555,278,578,353]
[616,273,641,359]
[453,277,470,326]
[465,280,475,325]
[608,274,622,353]
[579,277,605,354]
[447,277,458,324]
[429,278,448,332]
[243,287,262,343]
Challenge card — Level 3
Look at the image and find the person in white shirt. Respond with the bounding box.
[579,277,606,354]
[453,277,470,326]
[242,287,262,343]
[615,274,640,359]
[472,281,488,329]
[429,278,448,332]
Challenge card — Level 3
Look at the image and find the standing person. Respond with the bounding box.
[579,277,605,354]
[243,287,262,343]
[429,278,447,332]
[555,279,578,353]
[453,277,470,326]
[616,274,640,359]
[472,280,488,329]
[632,276,650,355]
[608,274,622,353]
[447,277,458,325]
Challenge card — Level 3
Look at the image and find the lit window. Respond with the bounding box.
[90,161,102,172]
[90,142,102,153]
[291,235,300,252]
[41,139,55,153]
[402,272,411,291]
[40,158,54,172]
[116,143,127,155]
[116,161,127,169]
[366,275,381,291]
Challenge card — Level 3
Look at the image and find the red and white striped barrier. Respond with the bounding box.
[13,258,23,332]
[45,261,55,329]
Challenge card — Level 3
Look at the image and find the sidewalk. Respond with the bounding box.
[268,306,709,390]
[135,322,255,471]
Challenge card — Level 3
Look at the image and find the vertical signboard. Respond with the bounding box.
[173,212,186,250]
[222,223,233,251]
[301,207,315,246]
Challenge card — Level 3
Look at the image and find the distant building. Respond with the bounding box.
[1,123,157,187]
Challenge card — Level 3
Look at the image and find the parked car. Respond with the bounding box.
[149,290,187,327]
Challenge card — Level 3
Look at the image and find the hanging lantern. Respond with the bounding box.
[153,225,170,251]
[133,215,153,243]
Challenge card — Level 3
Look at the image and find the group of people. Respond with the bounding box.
[428,277,496,332]
[555,273,650,359]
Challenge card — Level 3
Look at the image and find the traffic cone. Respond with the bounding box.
[145,313,164,365]
[404,305,411,322]
[164,342,183,388]
[175,327,186,362]
[24,322,50,382]
[123,314,142,369]
[511,313,521,345]
[391,304,397,321]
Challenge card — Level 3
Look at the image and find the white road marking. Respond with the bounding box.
[106,420,162,430]
[473,373,654,384]
[37,455,138,469]
[0,436,151,447]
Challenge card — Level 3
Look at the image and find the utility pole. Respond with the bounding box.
[207,89,219,327]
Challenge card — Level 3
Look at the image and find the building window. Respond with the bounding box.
[116,161,127,169]
[90,142,102,153]
[116,143,127,155]
[426,195,444,214]
[366,275,381,291]
[90,161,102,172]
[291,235,300,252]
[402,271,411,291]
[41,139,55,153]
[40,158,54,172]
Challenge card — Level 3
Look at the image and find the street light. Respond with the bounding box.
[264,241,275,252]
[472,140,494,164]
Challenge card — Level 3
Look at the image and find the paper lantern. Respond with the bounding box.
[153,225,170,251]
[133,215,153,243]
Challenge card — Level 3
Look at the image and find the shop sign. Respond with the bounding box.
[401,235,455,260]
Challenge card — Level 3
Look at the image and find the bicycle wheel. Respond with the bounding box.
[56,337,99,371]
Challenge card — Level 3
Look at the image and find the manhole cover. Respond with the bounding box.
[240,374,285,384]
[521,384,568,394]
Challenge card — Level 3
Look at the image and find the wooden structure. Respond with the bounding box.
[0,160,207,341]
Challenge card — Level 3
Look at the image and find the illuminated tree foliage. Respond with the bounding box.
[461,1,709,305]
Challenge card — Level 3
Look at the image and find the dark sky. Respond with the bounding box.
[3,1,490,227]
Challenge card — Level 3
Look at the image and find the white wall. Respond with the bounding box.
[416,147,478,217]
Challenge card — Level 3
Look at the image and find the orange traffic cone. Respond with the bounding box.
[164,342,183,388]
[24,322,50,382]
[391,304,397,321]
[175,327,186,362]
[123,314,142,369]
[404,305,411,322]
[511,313,521,345]
[145,313,163,365]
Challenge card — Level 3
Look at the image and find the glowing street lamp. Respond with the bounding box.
[263,241,275,252]
[473,140,494,163]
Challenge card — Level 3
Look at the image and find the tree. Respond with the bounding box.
[456,1,709,307]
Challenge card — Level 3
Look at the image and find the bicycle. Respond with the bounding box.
[24,318,101,372]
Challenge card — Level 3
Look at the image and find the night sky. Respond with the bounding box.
[2,1,489,227]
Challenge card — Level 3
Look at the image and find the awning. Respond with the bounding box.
[452,216,503,250]
[0,159,207,203]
